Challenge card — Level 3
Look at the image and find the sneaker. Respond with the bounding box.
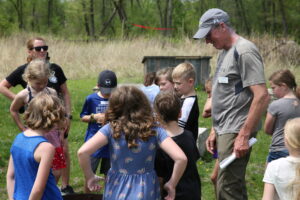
[61,185,75,195]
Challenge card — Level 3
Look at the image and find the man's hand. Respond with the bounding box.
[234,133,249,158]
[206,128,216,154]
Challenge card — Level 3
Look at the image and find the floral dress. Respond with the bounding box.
[100,124,168,200]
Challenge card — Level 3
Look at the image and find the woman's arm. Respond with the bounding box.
[10,93,26,131]
[262,183,276,200]
[78,132,107,191]
[6,155,15,200]
[0,79,16,100]
[159,137,187,200]
[29,142,55,200]
[264,112,275,135]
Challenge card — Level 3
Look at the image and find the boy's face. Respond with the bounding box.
[173,77,194,96]
[158,75,174,91]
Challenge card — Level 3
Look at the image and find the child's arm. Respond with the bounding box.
[78,131,107,191]
[6,155,15,200]
[81,113,105,125]
[206,127,216,154]
[159,137,187,200]
[264,112,275,135]
[262,183,276,200]
[10,92,26,131]
[29,142,55,200]
[202,97,212,118]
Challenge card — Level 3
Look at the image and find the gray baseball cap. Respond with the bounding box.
[193,8,229,39]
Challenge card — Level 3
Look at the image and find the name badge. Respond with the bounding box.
[218,76,228,84]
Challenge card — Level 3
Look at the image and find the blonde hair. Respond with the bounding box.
[172,62,196,81]
[24,92,65,131]
[22,59,50,83]
[284,118,300,200]
[105,86,156,148]
[155,67,174,84]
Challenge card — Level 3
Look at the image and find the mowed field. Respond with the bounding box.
[0,34,299,199]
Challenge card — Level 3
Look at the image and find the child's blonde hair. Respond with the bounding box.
[22,59,50,82]
[172,62,196,81]
[284,118,300,200]
[105,86,156,148]
[24,92,65,131]
[155,67,174,84]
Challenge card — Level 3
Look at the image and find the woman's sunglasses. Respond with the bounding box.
[30,46,48,52]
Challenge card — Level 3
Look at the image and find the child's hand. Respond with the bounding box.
[163,181,176,200]
[94,113,105,125]
[87,175,104,192]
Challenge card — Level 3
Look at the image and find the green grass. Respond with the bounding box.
[0,79,271,199]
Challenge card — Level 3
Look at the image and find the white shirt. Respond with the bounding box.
[263,156,300,200]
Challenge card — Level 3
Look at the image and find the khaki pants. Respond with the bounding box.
[216,133,256,200]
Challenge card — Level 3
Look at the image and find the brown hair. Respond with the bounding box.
[22,59,50,83]
[24,92,65,131]
[105,86,156,148]
[284,118,300,200]
[154,91,181,124]
[172,62,196,81]
[143,72,156,86]
[155,67,174,84]
[269,69,300,99]
[26,37,46,63]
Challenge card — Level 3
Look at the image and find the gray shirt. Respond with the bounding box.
[268,98,300,152]
[212,37,266,135]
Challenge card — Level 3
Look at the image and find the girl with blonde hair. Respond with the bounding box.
[10,59,66,183]
[263,117,300,200]
[6,93,64,200]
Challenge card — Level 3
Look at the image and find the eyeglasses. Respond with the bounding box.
[30,46,48,52]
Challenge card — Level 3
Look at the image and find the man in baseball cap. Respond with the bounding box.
[193,8,229,39]
[198,8,269,200]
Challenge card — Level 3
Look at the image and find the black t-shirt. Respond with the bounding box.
[6,63,67,95]
[178,95,200,141]
[155,130,201,200]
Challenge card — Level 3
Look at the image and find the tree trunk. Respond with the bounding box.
[156,0,164,28]
[239,0,251,35]
[9,0,24,30]
[47,0,53,28]
[31,0,37,31]
[166,0,173,36]
[81,0,91,38]
[278,0,288,37]
[261,0,268,32]
[100,7,117,35]
[90,0,95,38]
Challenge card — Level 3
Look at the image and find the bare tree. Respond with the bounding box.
[47,0,53,28]
[8,0,24,30]
[278,0,288,37]
[90,0,95,38]
[81,0,91,38]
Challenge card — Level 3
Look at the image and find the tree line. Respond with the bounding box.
[0,0,299,41]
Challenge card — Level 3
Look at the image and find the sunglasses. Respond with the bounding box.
[30,46,48,52]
